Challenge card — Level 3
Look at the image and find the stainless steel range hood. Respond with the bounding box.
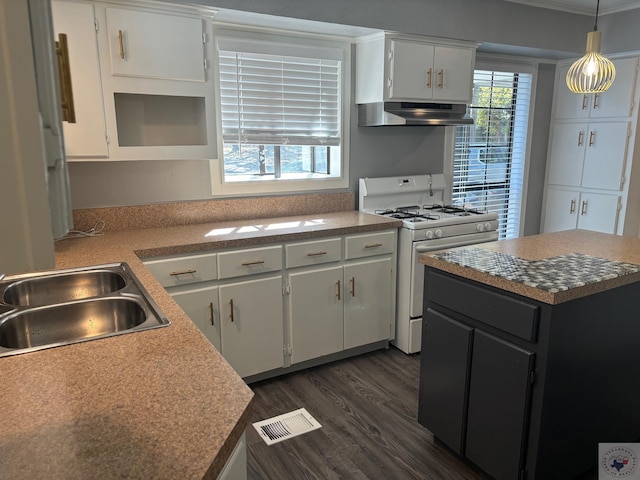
[358,102,473,126]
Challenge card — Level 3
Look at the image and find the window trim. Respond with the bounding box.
[210,25,351,196]
[445,56,538,239]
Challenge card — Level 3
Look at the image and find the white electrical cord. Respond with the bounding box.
[56,220,105,241]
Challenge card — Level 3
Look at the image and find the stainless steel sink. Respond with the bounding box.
[0,263,169,357]
[3,270,126,306]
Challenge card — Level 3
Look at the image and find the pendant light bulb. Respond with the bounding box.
[565,1,616,94]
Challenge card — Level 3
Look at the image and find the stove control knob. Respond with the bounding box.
[434,229,442,238]
[425,230,434,239]
[476,223,485,232]
[484,222,492,231]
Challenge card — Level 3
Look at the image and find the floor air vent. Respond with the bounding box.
[252,408,322,445]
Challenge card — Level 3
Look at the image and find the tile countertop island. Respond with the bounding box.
[0,211,400,480]
[419,229,640,304]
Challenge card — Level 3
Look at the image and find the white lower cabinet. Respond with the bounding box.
[218,276,284,378]
[143,228,396,380]
[543,187,621,234]
[217,433,246,480]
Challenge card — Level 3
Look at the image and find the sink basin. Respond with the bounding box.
[0,297,147,349]
[0,263,170,357]
[3,270,126,306]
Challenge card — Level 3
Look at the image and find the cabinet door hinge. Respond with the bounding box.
[283,283,290,295]
[388,48,393,62]
[105,130,111,145]
[94,17,99,32]
[283,345,292,356]
[529,370,536,385]
[617,198,623,211]
[202,32,207,44]
[620,176,626,188]
[203,59,208,71]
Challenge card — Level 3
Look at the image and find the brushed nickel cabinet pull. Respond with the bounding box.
[593,93,600,109]
[209,302,214,326]
[336,280,341,301]
[170,269,196,276]
[350,277,355,297]
[578,131,584,146]
[570,199,576,214]
[118,29,125,59]
[55,33,76,123]
[581,201,588,215]
[437,69,444,88]
[426,68,432,88]
[241,260,265,266]
[229,299,234,322]
[306,251,327,257]
[582,94,588,110]
[364,243,383,249]
[589,131,595,146]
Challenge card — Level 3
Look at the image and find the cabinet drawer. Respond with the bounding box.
[345,230,396,260]
[218,245,283,279]
[285,238,342,268]
[427,271,539,342]
[144,252,217,287]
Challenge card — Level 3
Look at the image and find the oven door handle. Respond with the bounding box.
[414,233,498,253]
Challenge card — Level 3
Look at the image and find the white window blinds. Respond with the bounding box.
[218,39,342,147]
[453,69,533,239]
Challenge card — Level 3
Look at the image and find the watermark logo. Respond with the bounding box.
[600,444,640,479]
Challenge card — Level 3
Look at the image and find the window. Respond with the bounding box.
[453,66,534,239]
[213,29,349,195]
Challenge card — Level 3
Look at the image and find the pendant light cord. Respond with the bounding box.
[594,0,600,31]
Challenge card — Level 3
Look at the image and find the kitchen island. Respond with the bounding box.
[418,230,640,480]
[0,210,399,480]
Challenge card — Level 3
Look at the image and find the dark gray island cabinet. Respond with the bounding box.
[418,253,640,480]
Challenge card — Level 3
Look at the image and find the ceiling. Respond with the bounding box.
[503,0,640,15]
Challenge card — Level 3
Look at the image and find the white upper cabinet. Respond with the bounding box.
[554,58,639,120]
[51,0,108,159]
[104,6,205,82]
[356,32,476,104]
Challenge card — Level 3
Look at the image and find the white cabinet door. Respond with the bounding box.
[388,39,434,101]
[51,1,107,158]
[172,286,220,352]
[554,64,592,120]
[577,192,620,233]
[581,122,629,190]
[343,257,392,350]
[219,275,284,378]
[432,45,474,103]
[104,7,205,82]
[589,57,638,119]
[547,122,588,186]
[543,187,579,233]
[288,265,344,365]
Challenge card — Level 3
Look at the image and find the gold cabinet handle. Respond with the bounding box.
[306,251,327,257]
[425,68,432,88]
[438,69,444,88]
[593,93,600,109]
[241,260,265,266]
[364,243,383,249]
[581,200,588,215]
[350,277,355,297]
[589,131,595,146]
[118,29,125,59]
[229,299,234,322]
[578,130,584,146]
[336,280,341,301]
[582,94,589,110]
[570,199,576,214]
[170,269,196,276]
[209,302,214,326]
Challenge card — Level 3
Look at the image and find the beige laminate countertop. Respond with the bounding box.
[420,229,640,305]
[0,211,400,480]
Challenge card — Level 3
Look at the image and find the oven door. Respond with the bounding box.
[409,231,499,319]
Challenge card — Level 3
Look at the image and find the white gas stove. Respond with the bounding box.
[359,174,499,354]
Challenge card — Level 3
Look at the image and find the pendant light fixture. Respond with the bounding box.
[565,0,616,93]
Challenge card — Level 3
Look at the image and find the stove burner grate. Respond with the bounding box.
[423,204,489,216]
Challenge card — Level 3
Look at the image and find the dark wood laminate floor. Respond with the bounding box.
[245,346,493,480]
